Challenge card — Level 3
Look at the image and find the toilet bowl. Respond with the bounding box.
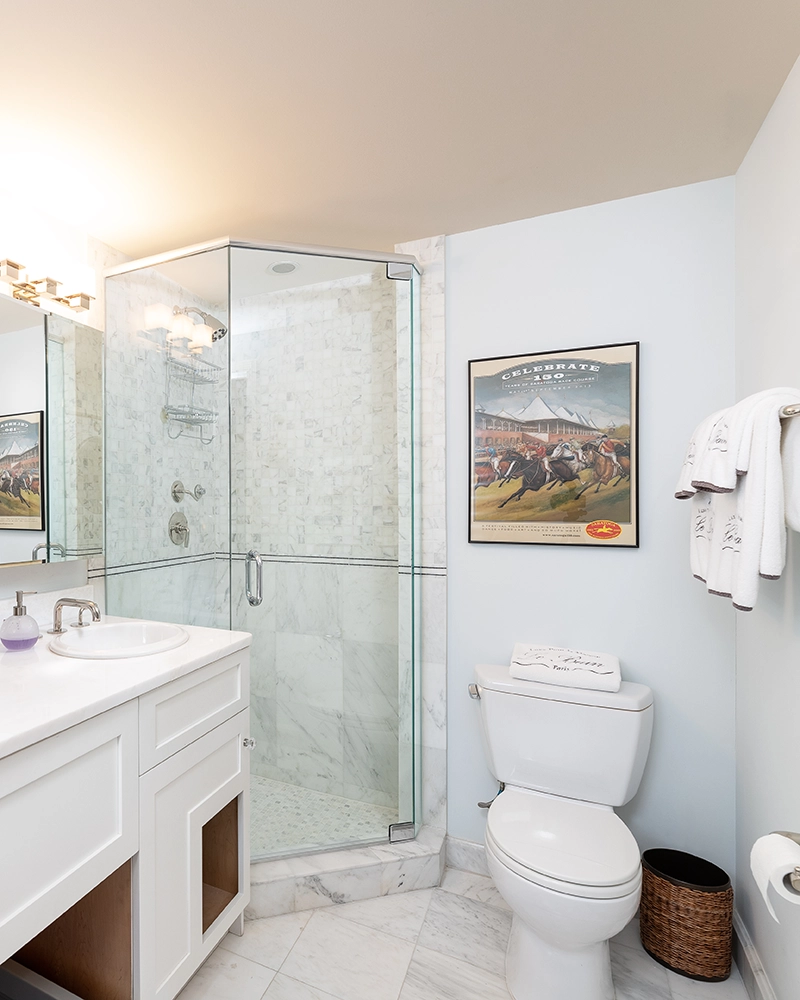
[471,665,653,1000]
[485,788,641,1000]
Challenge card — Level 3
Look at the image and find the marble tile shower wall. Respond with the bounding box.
[231,274,404,811]
[46,316,103,560]
[104,266,230,628]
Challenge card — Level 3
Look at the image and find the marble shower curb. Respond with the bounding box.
[247,826,445,918]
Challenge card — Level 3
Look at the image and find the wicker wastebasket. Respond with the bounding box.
[639,848,733,982]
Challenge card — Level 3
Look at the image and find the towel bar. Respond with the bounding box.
[780,404,800,418]
[773,831,800,892]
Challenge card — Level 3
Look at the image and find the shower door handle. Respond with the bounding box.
[246,550,263,607]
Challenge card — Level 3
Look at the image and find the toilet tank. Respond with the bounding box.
[474,664,654,807]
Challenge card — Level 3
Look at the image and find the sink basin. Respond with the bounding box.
[49,621,189,659]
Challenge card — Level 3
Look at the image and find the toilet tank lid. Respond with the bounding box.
[475,664,653,711]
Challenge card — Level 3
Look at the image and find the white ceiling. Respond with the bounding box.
[4,1,800,257]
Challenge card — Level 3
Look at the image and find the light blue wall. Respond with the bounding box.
[735,53,800,999]
[445,178,737,876]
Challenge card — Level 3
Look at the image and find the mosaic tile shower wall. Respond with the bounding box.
[104,256,231,630]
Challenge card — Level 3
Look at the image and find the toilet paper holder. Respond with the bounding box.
[773,831,800,892]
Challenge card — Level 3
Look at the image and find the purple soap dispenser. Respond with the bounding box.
[0,591,40,651]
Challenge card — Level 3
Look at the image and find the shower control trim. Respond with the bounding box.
[168,511,190,547]
[171,480,206,503]
[246,549,263,607]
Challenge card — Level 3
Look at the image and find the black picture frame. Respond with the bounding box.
[0,410,46,532]
[469,342,639,547]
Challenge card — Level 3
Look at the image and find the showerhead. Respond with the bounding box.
[176,306,228,341]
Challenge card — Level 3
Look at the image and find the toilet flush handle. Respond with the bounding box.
[478,782,505,809]
[468,683,481,699]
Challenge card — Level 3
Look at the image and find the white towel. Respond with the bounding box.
[782,411,800,532]
[678,390,800,611]
[689,491,716,586]
[675,410,727,499]
[690,389,800,495]
[510,644,621,692]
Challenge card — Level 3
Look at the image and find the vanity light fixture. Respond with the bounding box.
[0,258,94,312]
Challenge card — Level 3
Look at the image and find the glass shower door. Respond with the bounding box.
[229,246,418,859]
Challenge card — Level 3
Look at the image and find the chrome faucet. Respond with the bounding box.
[32,542,67,561]
[47,598,102,635]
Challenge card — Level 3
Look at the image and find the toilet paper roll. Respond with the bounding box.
[750,834,800,922]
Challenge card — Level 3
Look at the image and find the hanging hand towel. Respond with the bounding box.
[675,410,727,499]
[689,390,791,494]
[510,644,621,692]
[781,411,800,532]
[678,389,800,612]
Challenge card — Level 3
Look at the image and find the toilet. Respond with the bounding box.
[473,663,654,1000]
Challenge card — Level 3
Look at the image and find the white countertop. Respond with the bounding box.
[0,617,251,760]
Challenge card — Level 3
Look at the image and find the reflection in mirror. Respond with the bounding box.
[45,315,103,563]
[0,297,46,565]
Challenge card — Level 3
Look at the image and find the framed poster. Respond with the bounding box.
[470,342,638,547]
[0,411,45,531]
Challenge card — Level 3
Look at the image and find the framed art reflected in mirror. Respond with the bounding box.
[0,410,45,532]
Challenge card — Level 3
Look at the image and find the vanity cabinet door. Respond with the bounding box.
[0,701,138,965]
[136,708,250,1000]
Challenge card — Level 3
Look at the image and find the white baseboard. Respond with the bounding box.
[445,835,489,876]
[733,911,778,1000]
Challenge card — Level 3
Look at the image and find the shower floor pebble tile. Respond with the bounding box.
[180,870,749,1000]
[251,775,398,858]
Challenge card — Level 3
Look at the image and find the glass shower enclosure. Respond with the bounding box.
[104,240,420,860]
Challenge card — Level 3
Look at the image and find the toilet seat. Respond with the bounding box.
[486,787,642,900]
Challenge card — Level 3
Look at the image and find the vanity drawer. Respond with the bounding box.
[0,701,138,965]
[138,650,249,773]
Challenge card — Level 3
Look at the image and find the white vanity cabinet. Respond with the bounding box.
[0,701,138,962]
[137,708,250,1000]
[0,632,251,1000]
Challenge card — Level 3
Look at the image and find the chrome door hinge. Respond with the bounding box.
[388,822,415,843]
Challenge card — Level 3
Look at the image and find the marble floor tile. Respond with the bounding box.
[417,888,512,978]
[280,909,415,1000]
[330,888,433,941]
[220,910,312,971]
[610,939,672,1000]
[666,964,748,999]
[178,947,276,1000]
[439,867,510,911]
[264,974,340,1000]
[188,868,749,1000]
[398,945,512,1000]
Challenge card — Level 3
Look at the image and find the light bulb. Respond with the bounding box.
[144,303,173,330]
[188,324,213,350]
[167,312,194,341]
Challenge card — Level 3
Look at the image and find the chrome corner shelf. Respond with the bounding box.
[166,354,222,386]
[162,405,218,426]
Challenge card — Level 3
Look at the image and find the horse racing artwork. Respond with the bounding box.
[0,411,44,531]
[469,343,638,546]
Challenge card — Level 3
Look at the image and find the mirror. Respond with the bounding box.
[0,295,103,567]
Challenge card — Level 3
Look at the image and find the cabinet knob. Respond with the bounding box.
[242,737,256,749]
